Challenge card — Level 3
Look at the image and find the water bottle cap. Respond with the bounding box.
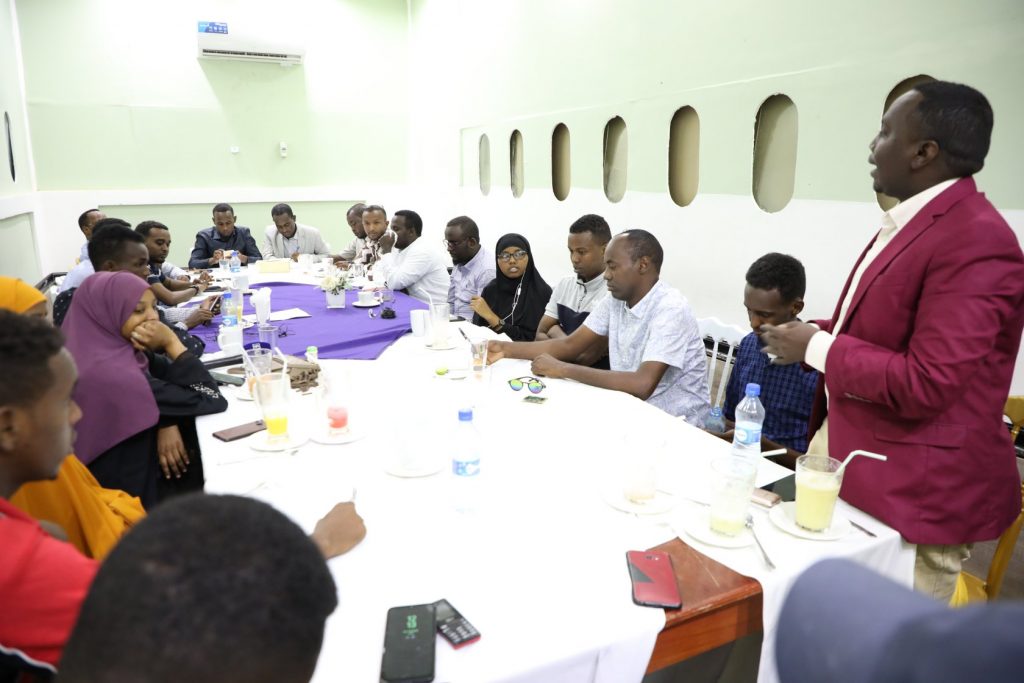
[745,383,761,397]
[458,409,473,421]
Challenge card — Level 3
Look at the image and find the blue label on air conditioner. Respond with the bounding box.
[198,22,228,35]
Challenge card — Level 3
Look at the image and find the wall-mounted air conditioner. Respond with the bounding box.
[197,21,304,66]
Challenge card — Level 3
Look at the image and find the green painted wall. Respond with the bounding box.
[0,0,31,198]
[98,201,364,268]
[17,0,409,191]
[432,0,1024,208]
[0,213,39,281]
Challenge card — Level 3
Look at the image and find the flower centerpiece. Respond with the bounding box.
[320,268,348,308]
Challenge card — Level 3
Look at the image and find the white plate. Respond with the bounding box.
[384,459,445,478]
[310,428,365,446]
[674,509,754,548]
[425,339,457,351]
[769,501,851,541]
[233,384,255,402]
[248,433,309,452]
[352,301,380,308]
[602,488,676,515]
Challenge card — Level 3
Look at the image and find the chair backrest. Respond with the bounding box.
[985,481,1024,599]
[697,317,746,409]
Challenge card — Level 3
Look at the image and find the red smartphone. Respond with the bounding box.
[626,550,682,609]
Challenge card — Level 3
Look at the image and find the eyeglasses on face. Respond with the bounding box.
[508,376,545,393]
[497,249,528,263]
[443,238,468,249]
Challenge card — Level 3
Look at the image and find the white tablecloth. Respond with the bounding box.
[197,316,910,682]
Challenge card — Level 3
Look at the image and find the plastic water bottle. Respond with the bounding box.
[731,383,765,462]
[228,250,241,273]
[451,408,481,514]
[222,292,238,327]
[704,406,726,433]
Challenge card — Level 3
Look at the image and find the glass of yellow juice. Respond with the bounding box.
[795,455,844,531]
[255,374,290,443]
[709,457,757,536]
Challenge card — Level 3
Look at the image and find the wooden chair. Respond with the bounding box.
[949,396,1024,605]
[697,317,746,410]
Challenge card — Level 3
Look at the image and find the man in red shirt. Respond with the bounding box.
[0,311,96,678]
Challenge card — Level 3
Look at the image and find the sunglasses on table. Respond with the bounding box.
[508,376,545,394]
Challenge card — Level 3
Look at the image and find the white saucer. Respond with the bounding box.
[248,433,309,452]
[769,501,851,541]
[310,428,365,445]
[233,385,255,402]
[425,339,457,350]
[674,509,754,548]
[603,488,676,515]
[384,459,445,478]
[352,301,380,308]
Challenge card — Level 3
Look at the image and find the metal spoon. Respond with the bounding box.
[746,514,776,570]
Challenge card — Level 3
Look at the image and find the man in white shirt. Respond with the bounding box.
[376,210,451,305]
[261,204,331,260]
[61,209,107,293]
[488,230,709,423]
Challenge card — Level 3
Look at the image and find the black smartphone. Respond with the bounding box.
[381,603,435,683]
[209,370,245,386]
[433,599,480,649]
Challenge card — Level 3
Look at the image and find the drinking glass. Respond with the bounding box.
[709,457,757,536]
[795,455,844,531]
[254,373,290,443]
[430,303,450,347]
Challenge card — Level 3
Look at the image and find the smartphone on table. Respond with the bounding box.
[433,599,480,649]
[380,603,436,683]
[626,550,682,609]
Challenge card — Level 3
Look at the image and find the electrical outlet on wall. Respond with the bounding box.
[279,142,288,158]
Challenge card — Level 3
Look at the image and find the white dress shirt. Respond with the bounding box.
[377,236,451,305]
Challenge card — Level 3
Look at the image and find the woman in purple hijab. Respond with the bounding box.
[64,272,227,508]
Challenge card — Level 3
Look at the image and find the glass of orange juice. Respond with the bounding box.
[254,373,290,443]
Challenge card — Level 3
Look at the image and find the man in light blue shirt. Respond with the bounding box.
[445,216,494,320]
[488,230,709,423]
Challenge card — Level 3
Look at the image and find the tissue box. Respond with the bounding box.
[258,259,291,274]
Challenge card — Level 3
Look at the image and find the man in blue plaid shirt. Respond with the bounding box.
[724,253,818,461]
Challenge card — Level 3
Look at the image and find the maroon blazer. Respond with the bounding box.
[809,178,1024,544]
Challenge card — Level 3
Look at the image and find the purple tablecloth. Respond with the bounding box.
[193,282,428,360]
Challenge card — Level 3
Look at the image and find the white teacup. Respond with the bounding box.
[357,290,377,306]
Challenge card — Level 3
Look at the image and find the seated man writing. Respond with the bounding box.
[187,203,262,268]
[335,202,367,265]
[375,209,451,305]
[719,253,818,467]
[489,229,710,423]
[261,203,332,260]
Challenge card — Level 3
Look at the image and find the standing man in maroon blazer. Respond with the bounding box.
[761,81,1024,602]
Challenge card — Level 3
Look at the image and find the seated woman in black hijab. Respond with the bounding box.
[470,233,552,341]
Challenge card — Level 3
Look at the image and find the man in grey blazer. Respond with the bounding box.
[261,203,331,260]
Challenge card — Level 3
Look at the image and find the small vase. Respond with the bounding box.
[325,290,345,308]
